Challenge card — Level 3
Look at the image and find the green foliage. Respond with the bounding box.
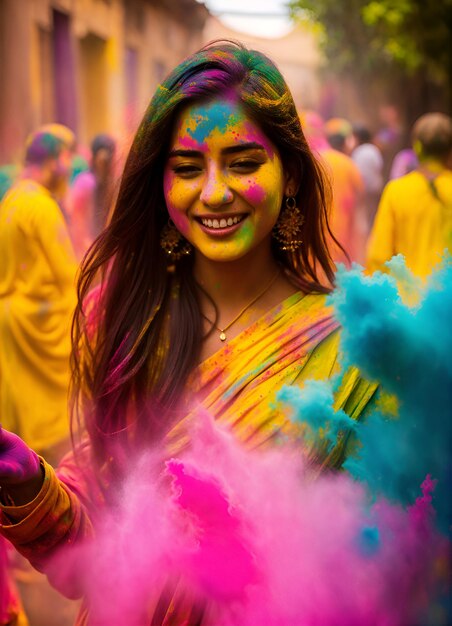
[289,0,452,82]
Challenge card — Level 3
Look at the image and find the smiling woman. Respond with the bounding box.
[164,99,288,262]
[0,42,383,626]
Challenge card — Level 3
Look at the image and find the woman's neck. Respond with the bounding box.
[193,243,281,313]
[193,240,301,362]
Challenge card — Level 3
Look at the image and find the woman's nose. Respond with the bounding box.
[200,170,233,207]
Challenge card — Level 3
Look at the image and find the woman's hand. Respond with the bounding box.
[0,426,43,504]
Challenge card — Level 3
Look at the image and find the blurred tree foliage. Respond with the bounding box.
[289,0,451,82]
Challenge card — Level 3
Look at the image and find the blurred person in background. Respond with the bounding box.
[68,133,117,260]
[299,109,330,155]
[351,124,384,232]
[324,117,355,155]
[0,165,19,203]
[374,104,403,182]
[389,147,418,180]
[322,117,365,264]
[0,125,79,626]
[69,150,89,186]
[0,125,77,460]
[367,112,452,280]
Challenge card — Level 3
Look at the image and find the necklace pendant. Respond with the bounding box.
[219,331,227,341]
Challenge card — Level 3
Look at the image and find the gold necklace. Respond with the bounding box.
[202,269,280,342]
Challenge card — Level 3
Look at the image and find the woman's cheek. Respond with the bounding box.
[163,185,185,230]
[166,183,200,236]
[238,178,282,220]
[240,180,266,204]
[167,199,190,234]
[169,209,189,235]
[163,169,176,201]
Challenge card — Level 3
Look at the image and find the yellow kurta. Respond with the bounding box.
[366,169,452,279]
[0,179,77,451]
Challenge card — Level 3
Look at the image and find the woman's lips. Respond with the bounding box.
[195,214,248,236]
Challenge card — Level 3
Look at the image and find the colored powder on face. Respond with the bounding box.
[175,132,204,153]
[243,120,275,159]
[185,100,242,147]
[245,180,266,204]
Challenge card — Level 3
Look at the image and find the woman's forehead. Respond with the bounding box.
[170,97,273,153]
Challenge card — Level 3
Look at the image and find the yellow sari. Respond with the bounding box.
[168,291,377,461]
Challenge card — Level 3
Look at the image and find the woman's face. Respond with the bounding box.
[163,97,291,263]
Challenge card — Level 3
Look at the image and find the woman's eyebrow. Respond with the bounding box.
[168,142,266,159]
[222,142,266,155]
[168,148,203,158]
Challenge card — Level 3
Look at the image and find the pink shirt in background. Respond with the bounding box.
[320,148,365,264]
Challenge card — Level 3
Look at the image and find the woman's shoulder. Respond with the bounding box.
[281,290,340,350]
[296,291,338,328]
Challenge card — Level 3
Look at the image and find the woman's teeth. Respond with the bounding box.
[200,216,243,229]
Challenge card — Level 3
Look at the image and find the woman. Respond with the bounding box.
[0,42,378,624]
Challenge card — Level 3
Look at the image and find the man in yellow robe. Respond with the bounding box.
[0,125,79,626]
[0,125,77,463]
[367,113,452,280]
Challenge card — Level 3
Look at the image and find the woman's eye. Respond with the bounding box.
[230,159,261,172]
[173,164,202,177]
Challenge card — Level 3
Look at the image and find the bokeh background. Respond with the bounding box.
[0,0,449,167]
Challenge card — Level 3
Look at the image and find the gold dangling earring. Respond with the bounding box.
[160,219,192,266]
[272,196,304,251]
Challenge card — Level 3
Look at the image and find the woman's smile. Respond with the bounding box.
[194,212,249,236]
[163,97,291,263]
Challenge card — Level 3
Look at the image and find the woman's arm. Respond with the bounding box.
[0,427,94,600]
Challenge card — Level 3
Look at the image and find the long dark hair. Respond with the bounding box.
[71,41,337,468]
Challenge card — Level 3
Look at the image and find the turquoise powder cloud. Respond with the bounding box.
[281,255,451,533]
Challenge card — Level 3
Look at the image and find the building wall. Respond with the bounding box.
[0,0,35,164]
[0,2,391,166]
[0,0,208,164]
